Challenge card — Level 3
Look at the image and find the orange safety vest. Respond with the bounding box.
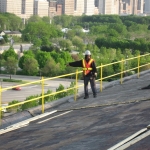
[82,59,94,75]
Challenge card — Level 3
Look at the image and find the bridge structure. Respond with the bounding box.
[0,54,150,149]
[0,71,150,149]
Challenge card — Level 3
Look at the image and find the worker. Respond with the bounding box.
[66,50,97,99]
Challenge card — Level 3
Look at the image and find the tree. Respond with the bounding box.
[2,35,8,43]
[2,46,18,60]
[66,30,75,40]
[0,38,5,45]
[42,16,51,24]
[19,55,31,69]
[72,36,85,51]
[0,54,5,73]
[22,21,61,46]
[59,39,72,50]
[4,57,18,74]
[23,57,39,75]
[4,13,23,30]
[42,57,60,76]
[27,15,42,23]
[36,50,51,68]
[23,50,35,57]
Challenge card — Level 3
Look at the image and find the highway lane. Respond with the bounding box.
[1,80,84,103]
[0,75,101,104]
[0,44,32,51]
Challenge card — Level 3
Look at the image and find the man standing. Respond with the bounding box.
[66,50,97,99]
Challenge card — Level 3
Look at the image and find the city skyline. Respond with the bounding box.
[0,0,150,21]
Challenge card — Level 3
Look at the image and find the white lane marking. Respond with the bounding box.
[115,130,150,150]
[108,128,148,150]
[38,110,73,124]
[0,110,57,135]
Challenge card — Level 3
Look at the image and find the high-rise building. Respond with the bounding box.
[84,0,95,15]
[0,0,34,21]
[137,0,144,14]
[57,0,74,15]
[132,0,138,14]
[0,0,21,14]
[74,0,84,16]
[56,4,62,16]
[122,0,144,15]
[145,0,150,14]
[98,0,104,14]
[34,0,49,17]
[99,0,119,15]
[49,1,57,17]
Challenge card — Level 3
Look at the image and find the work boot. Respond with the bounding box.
[141,85,150,89]
[84,95,89,99]
[93,95,97,98]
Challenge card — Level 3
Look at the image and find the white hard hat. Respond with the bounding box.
[85,50,91,55]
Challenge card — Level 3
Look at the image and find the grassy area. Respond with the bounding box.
[1,78,43,85]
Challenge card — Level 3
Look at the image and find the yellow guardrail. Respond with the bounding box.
[0,53,150,125]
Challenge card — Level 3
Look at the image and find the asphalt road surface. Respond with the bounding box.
[1,80,84,104]
[0,75,101,104]
[0,44,32,51]
[0,72,150,149]
[0,100,150,150]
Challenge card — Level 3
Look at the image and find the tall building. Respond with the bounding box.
[74,0,84,16]
[34,0,49,17]
[132,0,138,14]
[0,0,21,14]
[98,0,104,14]
[0,0,34,21]
[137,0,144,14]
[114,0,119,14]
[124,0,145,15]
[49,1,57,17]
[145,0,150,14]
[56,4,62,16]
[84,0,95,15]
[99,0,119,15]
[57,0,74,15]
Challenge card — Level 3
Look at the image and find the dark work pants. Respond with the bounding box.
[84,76,97,96]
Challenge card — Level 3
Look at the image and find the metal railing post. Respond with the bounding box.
[100,63,103,92]
[41,76,45,113]
[74,69,78,101]
[121,59,124,84]
[138,55,140,78]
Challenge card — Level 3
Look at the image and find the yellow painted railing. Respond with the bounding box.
[0,53,150,125]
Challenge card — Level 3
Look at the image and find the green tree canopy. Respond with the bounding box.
[2,46,18,60]
[42,57,60,77]
[19,54,33,69]
[23,57,39,75]
[4,57,18,74]
[36,50,51,68]
[22,21,62,46]
[27,15,42,23]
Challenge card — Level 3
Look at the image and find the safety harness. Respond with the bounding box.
[82,59,94,75]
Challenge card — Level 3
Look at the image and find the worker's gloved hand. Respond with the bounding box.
[93,73,97,78]
[95,73,97,77]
